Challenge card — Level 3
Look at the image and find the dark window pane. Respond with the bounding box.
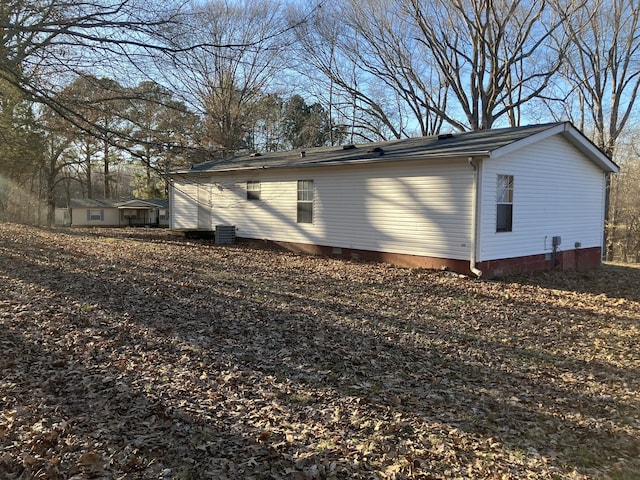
[247,181,260,200]
[496,204,513,232]
[297,202,313,223]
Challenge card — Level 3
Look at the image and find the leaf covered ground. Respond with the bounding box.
[0,223,638,479]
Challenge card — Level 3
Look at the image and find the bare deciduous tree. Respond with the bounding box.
[165,0,291,155]
[340,0,449,137]
[552,0,640,157]
[292,0,418,141]
[407,0,572,130]
[1,1,186,114]
[293,0,574,137]
[606,135,640,262]
[126,81,199,197]
[0,1,205,222]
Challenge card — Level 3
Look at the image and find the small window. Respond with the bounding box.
[88,209,104,221]
[496,175,513,232]
[297,180,314,223]
[247,181,261,200]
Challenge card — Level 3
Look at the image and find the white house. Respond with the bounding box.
[70,198,169,227]
[167,122,619,278]
[70,198,122,227]
[118,199,170,227]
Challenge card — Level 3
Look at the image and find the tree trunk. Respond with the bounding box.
[104,141,110,198]
[86,145,93,199]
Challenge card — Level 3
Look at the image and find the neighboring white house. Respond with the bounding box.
[70,199,122,227]
[70,198,169,227]
[168,122,619,278]
[118,199,170,227]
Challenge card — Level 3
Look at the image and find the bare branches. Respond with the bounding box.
[549,0,640,157]
[291,0,424,141]
[291,0,582,135]
[162,0,293,154]
[408,0,572,130]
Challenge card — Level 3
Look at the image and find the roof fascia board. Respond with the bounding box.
[560,124,619,173]
[78,203,120,208]
[296,152,491,168]
[169,152,491,175]
[118,205,155,210]
[120,200,154,207]
[168,166,258,176]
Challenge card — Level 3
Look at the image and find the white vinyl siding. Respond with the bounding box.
[171,180,196,229]
[168,127,612,270]
[170,178,212,230]
[197,159,473,261]
[71,208,120,227]
[478,135,606,261]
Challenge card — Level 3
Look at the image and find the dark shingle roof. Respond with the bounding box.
[70,198,169,209]
[179,123,564,174]
[119,199,169,209]
[69,198,119,208]
[144,199,169,209]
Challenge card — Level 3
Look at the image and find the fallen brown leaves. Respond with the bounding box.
[0,223,638,479]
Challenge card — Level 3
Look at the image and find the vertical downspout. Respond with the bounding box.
[469,157,483,278]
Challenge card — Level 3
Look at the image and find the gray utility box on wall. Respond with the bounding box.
[215,225,236,245]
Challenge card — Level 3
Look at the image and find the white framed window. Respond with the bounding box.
[247,181,261,200]
[496,174,513,232]
[88,209,104,221]
[297,180,314,223]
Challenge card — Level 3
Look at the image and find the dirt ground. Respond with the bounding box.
[0,223,638,479]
